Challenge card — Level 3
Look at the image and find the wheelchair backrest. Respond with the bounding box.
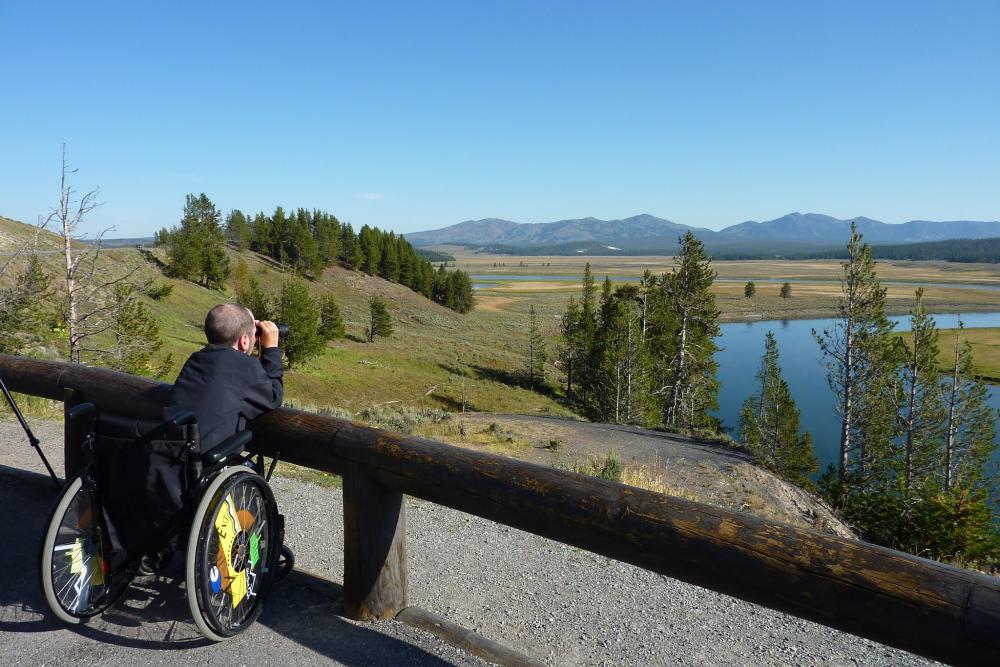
[67,403,203,555]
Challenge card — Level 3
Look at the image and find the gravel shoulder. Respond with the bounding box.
[1,418,941,666]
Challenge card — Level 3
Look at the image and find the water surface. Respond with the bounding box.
[713,312,1000,476]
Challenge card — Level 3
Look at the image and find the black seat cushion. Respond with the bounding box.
[93,413,199,555]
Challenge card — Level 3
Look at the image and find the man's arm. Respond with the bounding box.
[243,320,283,420]
[243,346,284,420]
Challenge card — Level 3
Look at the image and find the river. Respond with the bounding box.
[470,274,1000,292]
[713,312,1000,476]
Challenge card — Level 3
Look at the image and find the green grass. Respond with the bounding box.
[935,327,1000,381]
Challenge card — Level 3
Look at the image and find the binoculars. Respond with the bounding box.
[258,322,290,339]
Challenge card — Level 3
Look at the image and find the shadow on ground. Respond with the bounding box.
[0,465,465,666]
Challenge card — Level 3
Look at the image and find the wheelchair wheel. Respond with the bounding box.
[186,466,280,641]
[40,472,131,623]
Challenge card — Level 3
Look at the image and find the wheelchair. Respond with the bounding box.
[39,403,293,641]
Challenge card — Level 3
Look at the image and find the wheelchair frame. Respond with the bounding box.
[39,402,293,641]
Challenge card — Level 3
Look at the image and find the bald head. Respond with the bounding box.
[205,303,254,346]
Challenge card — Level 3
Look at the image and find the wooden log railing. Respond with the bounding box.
[2,354,998,667]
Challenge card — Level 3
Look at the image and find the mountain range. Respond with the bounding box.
[405,213,1000,253]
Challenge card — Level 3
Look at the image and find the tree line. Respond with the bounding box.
[155,193,474,313]
[714,237,1000,263]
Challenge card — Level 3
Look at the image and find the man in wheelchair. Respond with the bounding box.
[165,302,284,452]
[40,303,291,640]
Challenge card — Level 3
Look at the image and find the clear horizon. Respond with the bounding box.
[3,2,998,238]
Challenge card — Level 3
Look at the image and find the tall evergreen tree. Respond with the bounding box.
[319,293,346,340]
[525,304,547,389]
[744,281,756,298]
[557,297,581,400]
[653,232,720,431]
[315,212,341,267]
[593,285,655,425]
[942,321,997,492]
[271,207,290,265]
[240,274,273,322]
[168,193,230,288]
[367,295,393,342]
[780,282,792,299]
[380,232,400,281]
[224,209,250,250]
[813,223,901,486]
[738,331,818,487]
[573,263,599,411]
[448,271,475,313]
[276,279,324,367]
[899,288,944,497]
[92,282,173,379]
[0,254,51,355]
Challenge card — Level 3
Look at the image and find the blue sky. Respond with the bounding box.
[2,1,998,238]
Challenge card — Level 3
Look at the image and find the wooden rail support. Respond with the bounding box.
[342,461,407,620]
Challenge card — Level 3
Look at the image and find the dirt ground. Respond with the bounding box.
[445,413,856,539]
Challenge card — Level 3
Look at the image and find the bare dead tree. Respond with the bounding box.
[44,145,139,363]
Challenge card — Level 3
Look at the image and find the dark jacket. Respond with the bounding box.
[163,345,284,451]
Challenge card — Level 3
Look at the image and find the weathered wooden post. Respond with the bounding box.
[342,459,407,620]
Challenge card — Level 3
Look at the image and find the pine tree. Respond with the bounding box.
[380,233,400,281]
[315,212,341,267]
[942,321,996,493]
[367,295,393,342]
[449,271,475,313]
[232,258,253,300]
[271,207,290,265]
[167,193,230,288]
[738,332,818,487]
[277,279,324,367]
[359,226,381,276]
[653,232,720,431]
[240,274,273,322]
[573,263,599,411]
[91,282,173,379]
[224,209,250,250]
[250,212,275,257]
[813,223,901,486]
[899,288,944,498]
[319,293,345,340]
[905,319,999,562]
[0,253,52,355]
[780,282,792,299]
[744,281,756,298]
[592,285,655,425]
[525,305,547,389]
[557,297,581,400]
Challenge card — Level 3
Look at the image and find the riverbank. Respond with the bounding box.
[935,327,1000,382]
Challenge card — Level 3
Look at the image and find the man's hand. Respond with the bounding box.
[256,320,280,349]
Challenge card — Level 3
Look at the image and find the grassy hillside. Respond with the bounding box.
[0,216,574,415]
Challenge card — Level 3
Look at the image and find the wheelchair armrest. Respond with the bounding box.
[168,410,196,427]
[201,430,253,466]
[66,402,96,423]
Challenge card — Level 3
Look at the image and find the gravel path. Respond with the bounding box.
[2,418,943,666]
